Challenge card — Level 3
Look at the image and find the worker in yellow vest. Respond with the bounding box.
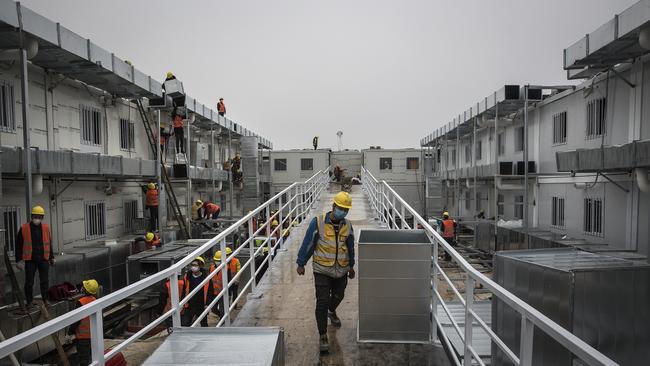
[68,279,99,365]
[15,205,55,307]
[296,192,355,353]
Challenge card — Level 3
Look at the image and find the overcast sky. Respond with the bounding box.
[22,0,637,150]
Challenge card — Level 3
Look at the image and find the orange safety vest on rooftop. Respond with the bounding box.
[20,223,51,261]
[75,295,97,340]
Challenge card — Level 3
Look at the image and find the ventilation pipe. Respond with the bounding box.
[496,177,524,190]
[0,38,38,60]
[639,27,650,50]
[32,174,43,195]
[635,168,650,193]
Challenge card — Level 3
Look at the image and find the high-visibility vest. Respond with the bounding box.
[313,213,351,267]
[146,235,161,249]
[145,189,159,207]
[205,203,220,215]
[217,102,226,113]
[173,115,184,128]
[164,279,185,313]
[75,295,97,340]
[442,219,455,238]
[209,263,232,295]
[20,223,51,261]
[183,274,209,308]
[229,258,240,275]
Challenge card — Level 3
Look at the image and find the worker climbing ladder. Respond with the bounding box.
[135,99,191,239]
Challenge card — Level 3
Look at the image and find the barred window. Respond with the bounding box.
[80,105,102,146]
[497,194,505,216]
[465,144,472,163]
[551,197,565,228]
[380,157,392,170]
[514,127,524,152]
[274,159,287,171]
[553,111,567,144]
[514,195,524,220]
[0,81,15,132]
[465,191,471,210]
[85,201,106,240]
[1,206,20,255]
[300,158,313,171]
[498,133,505,156]
[586,98,606,139]
[584,197,603,236]
[407,157,419,170]
[123,200,138,233]
[475,140,482,161]
[119,118,135,151]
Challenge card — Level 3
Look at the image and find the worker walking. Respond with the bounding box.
[144,182,159,231]
[217,98,226,116]
[172,108,185,154]
[202,201,221,220]
[437,211,458,261]
[15,205,55,307]
[181,257,213,327]
[313,136,319,150]
[225,247,241,306]
[145,232,161,249]
[160,277,185,333]
[296,192,355,353]
[209,251,231,319]
[68,279,98,366]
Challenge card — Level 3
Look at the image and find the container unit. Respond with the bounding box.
[357,229,432,343]
[65,247,111,294]
[492,248,650,365]
[127,246,183,285]
[73,241,132,293]
[139,246,196,274]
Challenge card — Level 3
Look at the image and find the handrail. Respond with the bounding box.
[360,166,618,366]
[0,167,330,365]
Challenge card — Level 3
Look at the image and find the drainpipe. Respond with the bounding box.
[18,10,32,220]
[156,110,163,238]
[456,116,460,217]
[635,168,650,193]
[523,85,529,246]
[494,93,499,225]
[473,104,477,216]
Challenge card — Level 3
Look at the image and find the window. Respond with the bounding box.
[407,157,419,170]
[497,194,505,216]
[514,127,524,152]
[300,158,313,171]
[553,111,567,145]
[451,150,456,166]
[80,105,102,146]
[465,191,471,210]
[1,206,20,255]
[551,197,565,228]
[498,133,505,156]
[84,201,106,240]
[119,118,135,151]
[0,80,15,132]
[514,195,524,219]
[464,144,472,163]
[475,140,482,161]
[274,158,287,171]
[583,197,603,236]
[123,200,138,233]
[380,157,392,170]
[586,97,606,139]
[476,192,482,211]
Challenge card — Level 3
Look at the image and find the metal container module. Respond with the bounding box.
[357,229,432,343]
[492,248,650,365]
[127,246,182,284]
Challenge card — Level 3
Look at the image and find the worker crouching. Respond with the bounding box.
[145,232,161,249]
[181,257,213,327]
[68,279,99,366]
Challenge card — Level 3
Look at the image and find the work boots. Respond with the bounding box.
[328,311,342,327]
[319,334,329,353]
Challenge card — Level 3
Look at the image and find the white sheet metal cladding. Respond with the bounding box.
[357,229,432,343]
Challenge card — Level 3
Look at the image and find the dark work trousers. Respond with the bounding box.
[443,237,456,261]
[174,127,185,153]
[24,260,49,304]
[314,272,348,335]
[211,297,225,318]
[182,306,208,327]
[229,283,239,302]
[74,339,91,366]
[147,205,159,232]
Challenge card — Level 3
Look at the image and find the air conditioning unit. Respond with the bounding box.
[499,161,513,175]
[515,161,536,175]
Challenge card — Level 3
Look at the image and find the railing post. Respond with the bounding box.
[90,311,105,365]
[520,315,534,366]
[391,195,396,229]
[431,236,439,343]
[266,205,272,267]
[463,277,475,366]
[170,271,182,327]
[401,205,406,229]
[278,194,284,250]
[248,218,257,293]
[220,237,231,326]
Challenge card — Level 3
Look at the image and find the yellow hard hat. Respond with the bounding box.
[83,279,99,295]
[226,247,233,255]
[166,72,173,78]
[443,211,450,218]
[333,192,352,209]
[195,199,203,206]
[147,182,156,190]
[194,256,205,265]
[145,232,155,242]
[271,220,279,227]
[31,205,45,216]
[213,251,222,261]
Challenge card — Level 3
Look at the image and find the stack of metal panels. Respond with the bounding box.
[493,248,650,365]
[241,136,260,213]
[357,229,432,343]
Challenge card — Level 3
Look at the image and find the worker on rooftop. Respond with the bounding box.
[313,136,319,150]
[437,211,458,261]
[192,199,204,220]
[296,191,355,353]
[217,97,226,116]
[172,107,185,154]
[68,279,99,365]
[143,182,159,231]
[15,205,55,308]
[202,201,221,220]
[182,257,213,327]
[145,232,161,249]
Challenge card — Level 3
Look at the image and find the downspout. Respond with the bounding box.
[635,168,650,193]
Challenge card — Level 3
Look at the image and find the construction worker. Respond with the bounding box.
[225,247,241,305]
[296,192,355,352]
[165,71,176,82]
[192,199,204,220]
[15,205,55,307]
[172,107,185,154]
[182,257,213,327]
[159,276,185,333]
[159,126,170,161]
[437,212,458,261]
[145,232,161,249]
[209,251,231,318]
[313,136,319,150]
[68,279,98,366]
[217,97,226,116]
[231,153,242,184]
[202,201,221,220]
[144,182,159,231]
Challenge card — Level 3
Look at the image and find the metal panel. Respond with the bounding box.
[100,155,122,175]
[0,0,19,28]
[122,158,140,176]
[35,149,72,174]
[88,41,112,69]
[618,0,650,36]
[149,77,163,97]
[636,139,650,166]
[588,17,618,55]
[112,55,133,81]
[19,5,58,45]
[58,25,88,59]
[603,143,635,170]
[133,69,149,91]
[141,159,156,176]
[564,37,588,69]
[71,152,100,174]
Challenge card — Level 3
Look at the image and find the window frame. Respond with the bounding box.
[300,158,314,171]
[514,195,524,220]
[379,157,393,170]
[0,80,16,132]
[497,194,505,216]
[273,158,287,171]
[80,105,103,146]
[406,157,419,170]
[475,140,482,161]
[119,118,136,151]
[1,206,20,255]
[464,143,472,164]
[497,132,505,156]
[552,111,567,145]
[84,200,107,240]
[123,199,139,233]
[583,197,604,236]
[551,196,565,228]
[514,127,524,152]
[586,97,607,139]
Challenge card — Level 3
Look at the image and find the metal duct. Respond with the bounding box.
[32,174,43,195]
[0,38,38,60]
[635,168,650,193]
[495,177,523,190]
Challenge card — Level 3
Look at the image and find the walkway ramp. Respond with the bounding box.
[232,185,441,365]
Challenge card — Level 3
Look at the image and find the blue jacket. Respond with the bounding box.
[296,213,355,268]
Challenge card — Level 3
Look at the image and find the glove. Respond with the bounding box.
[15,261,24,271]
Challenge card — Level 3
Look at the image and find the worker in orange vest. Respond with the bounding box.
[145,232,161,249]
[202,202,221,220]
[217,98,226,116]
[159,126,170,161]
[209,250,233,318]
[143,182,159,231]
[15,205,55,307]
[159,277,185,333]
[182,257,213,326]
[172,108,185,154]
[437,211,458,261]
[225,247,242,307]
[68,279,99,365]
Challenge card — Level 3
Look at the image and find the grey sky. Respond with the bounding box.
[22,0,636,150]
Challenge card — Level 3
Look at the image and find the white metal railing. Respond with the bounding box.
[0,168,330,366]
[360,166,617,366]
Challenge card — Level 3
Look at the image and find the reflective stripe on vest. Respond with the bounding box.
[442,219,455,238]
[173,115,183,128]
[183,275,209,308]
[146,189,159,206]
[313,213,350,267]
[21,223,51,261]
[164,279,185,313]
[76,296,97,340]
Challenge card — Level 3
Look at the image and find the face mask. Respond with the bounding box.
[333,208,347,220]
[32,219,42,225]
[190,265,200,273]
